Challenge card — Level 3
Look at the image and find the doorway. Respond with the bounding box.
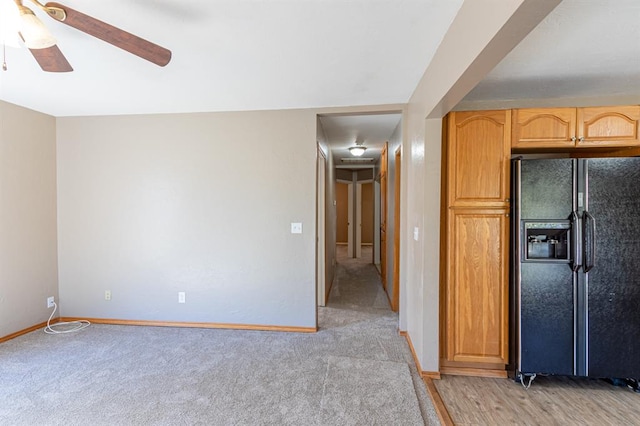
[336,175,374,260]
[315,111,403,317]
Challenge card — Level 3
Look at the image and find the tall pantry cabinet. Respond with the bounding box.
[441,110,511,377]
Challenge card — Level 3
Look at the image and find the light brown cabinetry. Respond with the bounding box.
[442,105,640,378]
[512,106,640,149]
[447,110,511,208]
[445,208,509,365]
[441,110,510,376]
[511,108,576,149]
[577,106,640,147]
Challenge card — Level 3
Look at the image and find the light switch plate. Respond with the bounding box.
[291,222,303,234]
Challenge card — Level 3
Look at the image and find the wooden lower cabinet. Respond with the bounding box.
[442,208,509,371]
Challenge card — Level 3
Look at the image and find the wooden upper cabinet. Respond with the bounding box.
[577,105,640,147]
[448,110,511,208]
[512,105,640,149]
[512,108,577,149]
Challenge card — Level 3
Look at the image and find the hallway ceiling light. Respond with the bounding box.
[348,146,366,157]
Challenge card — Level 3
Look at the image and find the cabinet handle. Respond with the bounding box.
[571,136,577,142]
[505,198,510,203]
[578,136,585,142]
[506,213,510,217]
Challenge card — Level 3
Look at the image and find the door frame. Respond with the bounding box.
[316,146,327,307]
[392,146,401,312]
[355,183,362,258]
[380,142,388,289]
[347,183,354,258]
[374,180,381,265]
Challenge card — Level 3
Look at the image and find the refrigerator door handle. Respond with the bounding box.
[583,211,596,272]
[570,211,581,272]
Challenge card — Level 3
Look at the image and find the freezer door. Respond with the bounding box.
[520,159,574,219]
[586,158,640,379]
[520,263,575,375]
[517,159,576,376]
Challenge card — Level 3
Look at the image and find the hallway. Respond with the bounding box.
[326,245,388,312]
[319,245,439,424]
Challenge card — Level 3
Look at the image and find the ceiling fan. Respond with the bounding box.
[9,0,171,72]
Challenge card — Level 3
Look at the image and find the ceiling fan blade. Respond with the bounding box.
[44,2,171,67]
[28,45,73,72]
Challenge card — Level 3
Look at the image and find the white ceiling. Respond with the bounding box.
[324,0,640,162]
[319,113,401,168]
[1,1,638,164]
[0,0,463,117]
[460,0,640,106]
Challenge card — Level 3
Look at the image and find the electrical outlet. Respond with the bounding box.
[178,292,186,304]
[47,296,55,308]
[105,290,111,301]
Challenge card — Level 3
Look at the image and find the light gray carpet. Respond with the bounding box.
[0,247,438,425]
[319,356,424,425]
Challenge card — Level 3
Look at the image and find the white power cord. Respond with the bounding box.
[44,302,91,334]
[520,373,537,390]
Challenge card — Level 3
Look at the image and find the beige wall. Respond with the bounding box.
[335,169,351,181]
[401,0,559,372]
[357,169,373,181]
[0,101,58,338]
[56,110,317,327]
[335,182,348,244]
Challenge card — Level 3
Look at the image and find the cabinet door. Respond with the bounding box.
[448,110,510,207]
[445,208,509,364]
[577,106,640,147]
[512,108,577,149]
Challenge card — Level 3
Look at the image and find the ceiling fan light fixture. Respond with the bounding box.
[0,0,21,48]
[18,6,56,49]
[349,146,367,157]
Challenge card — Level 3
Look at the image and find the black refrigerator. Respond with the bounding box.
[512,157,640,383]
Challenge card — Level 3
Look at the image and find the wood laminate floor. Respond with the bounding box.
[434,374,640,425]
